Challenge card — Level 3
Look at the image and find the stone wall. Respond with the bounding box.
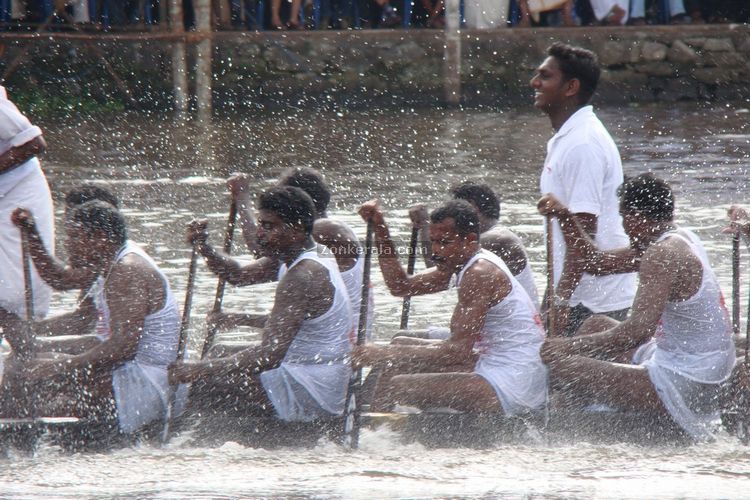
[0,24,748,110]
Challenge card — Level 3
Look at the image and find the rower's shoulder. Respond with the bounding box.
[313,218,359,243]
[643,234,692,266]
[481,227,525,252]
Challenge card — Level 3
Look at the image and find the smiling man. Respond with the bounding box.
[354,199,547,415]
[531,42,636,336]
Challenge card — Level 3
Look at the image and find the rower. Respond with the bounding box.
[538,174,736,441]
[410,182,539,310]
[7,200,185,435]
[209,168,371,349]
[354,199,547,415]
[10,185,122,350]
[169,186,354,422]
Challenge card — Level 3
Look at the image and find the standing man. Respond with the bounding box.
[0,84,53,357]
[531,42,636,336]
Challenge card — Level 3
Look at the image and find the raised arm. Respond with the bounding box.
[359,200,452,297]
[12,208,97,290]
[187,219,279,286]
[0,135,46,175]
[538,194,641,275]
[227,173,263,257]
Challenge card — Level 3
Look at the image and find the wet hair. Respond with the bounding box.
[450,182,501,220]
[257,186,316,235]
[64,184,120,209]
[277,167,331,215]
[430,200,480,238]
[70,200,128,246]
[618,174,674,222]
[547,42,600,105]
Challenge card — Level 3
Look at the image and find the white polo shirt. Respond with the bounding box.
[0,85,43,197]
[540,106,636,313]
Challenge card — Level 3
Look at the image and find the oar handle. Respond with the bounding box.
[399,226,419,330]
[201,201,238,359]
[545,215,555,336]
[733,233,741,336]
[178,244,199,360]
[345,220,374,449]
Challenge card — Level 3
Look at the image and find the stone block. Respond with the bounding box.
[600,41,629,66]
[667,40,698,64]
[684,37,706,49]
[703,38,735,52]
[641,41,668,62]
[739,37,750,53]
[634,62,675,77]
[692,67,739,84]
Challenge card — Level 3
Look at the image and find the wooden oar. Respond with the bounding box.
[161,242,199,444]
[200,202,238,359]
[399,226,419,330]
[20,232,35,362]
[733,233,741,336]
[545,215,555,336]
[342,220,374,449]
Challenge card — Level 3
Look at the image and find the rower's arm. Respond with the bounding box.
[356,261,505,368]
[34,297,97,338]
[555,212,596,301]
[188,219,279,286]
[539,194,641,275]
[553,243,673,358]
[360,200,452,297]
[12,208,97,290]
[0,135,45,175]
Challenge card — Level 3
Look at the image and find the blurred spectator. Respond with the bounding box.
[411,0,444,27]
[270,0,303,28]
[630,0,689,24]
[587,0,628,24]
[464,0,507,28]
[516,0,575,26]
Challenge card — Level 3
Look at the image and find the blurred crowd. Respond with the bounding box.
[0,0,747,30]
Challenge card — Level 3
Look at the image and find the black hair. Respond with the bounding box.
[430,200,480,238]
[618,174,674,222]
[450,182,501,220]
[257,186,316,235]
[277,167,331,215]
[547,42,600,105]
[71,200,128,246]
[64,184,120,209]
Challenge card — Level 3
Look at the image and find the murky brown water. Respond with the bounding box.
[3,103,750,498]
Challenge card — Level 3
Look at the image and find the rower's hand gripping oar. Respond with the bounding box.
[342,221,374,449]
[200,202,238,359]
[161,241,199,444]
[399,226,419,330]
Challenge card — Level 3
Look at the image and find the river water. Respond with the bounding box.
[2,103,750,498]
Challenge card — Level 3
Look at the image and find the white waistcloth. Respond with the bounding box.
[457,250,548,415]
[262,247,354,421]
[540,106,636,313]
[0,160,53,319]
[463,0,508,28]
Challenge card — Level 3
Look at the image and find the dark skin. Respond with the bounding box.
[169,210,336,412]
[409,202,530,276]
[354,200,510,413]
[0,135,46,175]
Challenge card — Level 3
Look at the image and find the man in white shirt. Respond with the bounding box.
[0,85,53,359]
[531,42,636,336]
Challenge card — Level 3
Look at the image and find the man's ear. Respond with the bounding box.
[565,78,581,99]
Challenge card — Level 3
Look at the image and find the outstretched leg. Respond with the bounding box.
[376,372,502,413]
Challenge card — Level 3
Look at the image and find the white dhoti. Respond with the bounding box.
[588,0,629,23]
[0,159,53,320]
[474,356,548,416]
[260,363,351,421]
[463,0,509,29]
[112,361,188,434]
